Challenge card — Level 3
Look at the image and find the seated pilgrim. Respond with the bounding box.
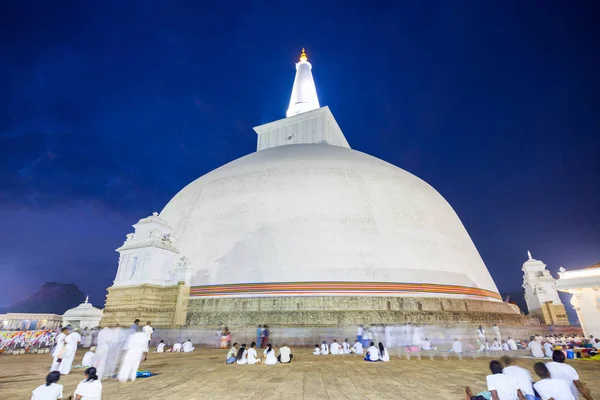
[156,340,165,353]
[502,340,510,351]
[236,345,247,365]
[182,339,195,352]
[82,347,96,368]
[226,343,238,364]
[364,342,379,362]
[172,342,182,352]
[378,343,390,362]
[320,341,329,355]
[421,339,433,351]
[452,339,463,353]
[247,342,260,364]
[278,344,293,363]
[313,344,321,355]
[342,339,351,354]
[351,340,363,355]
[330,339,341,355]
[263,344,278,365]
[490,339,502,351]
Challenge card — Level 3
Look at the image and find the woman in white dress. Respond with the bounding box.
[378,342,390,362]
[156,340,165,353]
[247,342,260,364]
[313,344,321,355]
[342,339,351,354]
[320,341,329,355]
[236,344,248,364]
[31,371,63,400]
[264,343,278,365]
[74,367,102,400]
[50,328,69,372]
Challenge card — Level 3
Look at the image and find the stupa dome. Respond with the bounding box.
[62,296,103,329]
[160,142,500,301]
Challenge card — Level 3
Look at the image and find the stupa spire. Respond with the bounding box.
[286,48,320,117]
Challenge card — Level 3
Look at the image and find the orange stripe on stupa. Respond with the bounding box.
[189,281,501,300]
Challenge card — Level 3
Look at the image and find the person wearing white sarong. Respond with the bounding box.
[264,344,277,365]
[378,343,390,362]
[320,341,329,355]
[93,327,111,380]
[313,344,321,355]
[51,328,69,371]
[490,339,502,351]
[342,338,351,354]
[247,342,259,364]
[156,340,165,353]
[330,339,341,355]
[451,338,463,353]
[82,347,96,368]
[118,332,147,383]
[172,342,182,352]
[351,340,363,355]
[59,330,81,375]
[236,345,248,364]
[507,337,518,351]
[182,340,194,352]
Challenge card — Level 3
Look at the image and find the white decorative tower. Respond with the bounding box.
[522,251,569,325]
[286,48,320,117]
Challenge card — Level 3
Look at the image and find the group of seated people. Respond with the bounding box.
[527,335,600,359]
[32,367,102,400]
[225,342,293,365]
[311,339,390,362]
[466,351,592,400]
[155,339,195,353]
[479,337,521,352]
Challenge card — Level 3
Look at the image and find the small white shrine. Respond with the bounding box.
[62,296,103,329]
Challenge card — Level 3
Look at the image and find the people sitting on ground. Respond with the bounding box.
[278,344,293,363]
[182,339,194,353]
[236,344,247,365]
[452,338,463,354]
[364,342,379,362]
[226,343,238,364]
[247,342,260,364]
[320,341,329,355]
[533,362,575,400]
[313,344,321,355]
[351,339,363,355]
[172,342,182,352]
[507,337,518,351]
[501,356,536,400]
[82,346,96,368]
[156,340,165,353]
[32,371,63,400]
[528,336,544,358]
[421,338,433,351]
[465,360,526,400]
[264,343,278,365]
[74,367,102,400]
[543,341,554,358]
[490,338,502,351]
[342,338,351,354]
[378,342,390,362]
[546,350,592,400]
[330,339,341,355]
[502,340,510,351]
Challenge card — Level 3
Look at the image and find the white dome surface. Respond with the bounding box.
[160,144,500,300]
[63,298,103,319]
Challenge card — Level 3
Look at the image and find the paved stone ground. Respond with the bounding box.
[1,349,599,399]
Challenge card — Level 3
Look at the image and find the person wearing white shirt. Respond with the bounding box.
[313,344,321,355]
[351,340,363,355]
[533,362,575,400]
[263,344,278,365]
[465,360,525,400]
[477,326,486,342]
[452,338,463,354]
[330,339,341,355]
[527,336,544,358]
[378,342,390,362]
[182,340,194,352]
[493,324,502,341]
[501,356,536,400]
[247,342,260,364]
[59,330,82,375]
[507,337,518,351]
[543,342,553,358]
[141,321,153,361]
[172,342,182,352]
[156,340,165,353]
[490,339,502,351]
[118,332,148,383]
[364,342,379,362]
[320,341,329,355]
[32,371,63,400]
[50,328,69,372]
[278,345,292,363]
[82,347,96,368]
[546,350,593,400]
[502,341,510,351]
[93,327,111,380]
[421,338,432,351]
[74,367,102,400]
[342,338,351,354]
[236,344,247,364]
[594,339,600,350]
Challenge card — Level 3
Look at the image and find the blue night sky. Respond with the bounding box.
[1,1,599,310]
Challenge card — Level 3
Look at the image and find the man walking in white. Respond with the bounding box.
[142,321,153,361]
[59,329,81,375]
[492,324,501,342]
[94,326,112,380]
[50,327,69,371]
[118,331,148,383]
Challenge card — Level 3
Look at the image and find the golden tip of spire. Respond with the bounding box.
[299,48,307,62]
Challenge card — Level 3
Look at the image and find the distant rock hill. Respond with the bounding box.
[1,282,85,315]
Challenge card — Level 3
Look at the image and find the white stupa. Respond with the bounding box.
[104,49,519,328]
[63,296,103,329]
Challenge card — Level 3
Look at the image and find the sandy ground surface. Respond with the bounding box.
[1,348,599,399]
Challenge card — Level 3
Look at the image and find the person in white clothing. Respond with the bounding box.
[543,341,553,358]
[236,344,248,364]
[182,340,194,352]
[533,362,575,400]
[172,342,182,352]
[342,338,351,354]
[501,356,536,400]
[477,326,486,342]
[156,340,165,353]
[246,342,260,364]
[490,339,502,351]
[492,324,501,341]
[330,339,341,355]
[59,330,82,375]
[452,338,463,354]
[93,327,111,380]
[278,344,293,363]
[465,360,526,400]
[546,350,592,400]
[351,340,363,355]
[82,347,96,368]
[263,343,278,365]
[364,342,379,362]
[313,344,321,355]
[118,332,148,383]
[378,342,390,362]
[74,367,102,400]
[527,336,544,358]
[320,341,329,355]
[32,371,63,400]
[421,338,432,351]
[502,341,510,351]
[50,328,69,372]
[507,337,518,351]
[141,321,153,361]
